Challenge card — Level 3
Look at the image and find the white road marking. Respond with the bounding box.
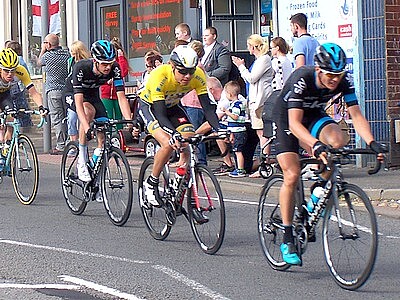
[0,283,80,290]
[153,265,231,300]
[59,275,143,300]
[0,239,230,299]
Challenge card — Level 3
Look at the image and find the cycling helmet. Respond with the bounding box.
[170,45,198,69]
[314,43,347,74]
[91,40,116,62]
[0,48,19,69]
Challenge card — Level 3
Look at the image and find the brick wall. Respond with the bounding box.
[385,0,400,166]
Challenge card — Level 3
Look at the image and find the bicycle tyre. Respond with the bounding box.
[138,157,171,240]
[101,147,133,226]
[61,142,87,215]
[11,135,39,205]
[322,183,378,290]
[258,174,290,271]
[188,165,225,255]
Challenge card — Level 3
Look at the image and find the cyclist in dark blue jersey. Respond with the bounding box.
[273,43,386,265]
[72,40,133,182]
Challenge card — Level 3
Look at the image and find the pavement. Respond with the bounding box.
[27,127,400,218]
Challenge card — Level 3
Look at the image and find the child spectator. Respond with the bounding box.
[222,81,247,178]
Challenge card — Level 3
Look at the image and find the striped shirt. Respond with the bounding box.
[227,99,247,132]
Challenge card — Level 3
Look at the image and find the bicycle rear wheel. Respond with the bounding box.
[258,174,290,271]
[188,165,225,255]
[322,183,378,290]
[101,147,133,226]
[61,142,87,215]
[138,157,171,240]
[11,135,39,205]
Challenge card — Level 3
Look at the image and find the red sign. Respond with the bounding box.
[338,24,352,38]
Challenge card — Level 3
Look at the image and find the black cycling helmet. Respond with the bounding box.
[91,40,116,63]
[314,43,347,74]
[170,45,198,69]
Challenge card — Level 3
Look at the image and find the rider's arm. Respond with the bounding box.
[152,101,177,135]
[26,85,44,107]
[347,105,375,145]
[198,93,219,131]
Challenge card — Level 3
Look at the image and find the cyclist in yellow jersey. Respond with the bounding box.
[0,48,49,145]
[138,45,220,223]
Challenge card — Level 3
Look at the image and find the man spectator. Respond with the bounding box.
[289,13,320,68]
[202,26,232,86]
[174,23,193,43]
[38,33,70,155]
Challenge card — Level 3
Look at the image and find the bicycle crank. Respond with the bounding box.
[165,199,177,226]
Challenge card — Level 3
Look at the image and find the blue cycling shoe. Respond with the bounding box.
[280,243,302,265]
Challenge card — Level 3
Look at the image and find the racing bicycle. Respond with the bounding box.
[258,146,387,290]
[138,133,227,254]
[61,118,134,226]
[0,109,45,205]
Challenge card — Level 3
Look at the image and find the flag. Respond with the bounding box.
[32,0,61,37]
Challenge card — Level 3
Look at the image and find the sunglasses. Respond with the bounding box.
[97,61,115,67]
[1,67,17,73]
[175,67,196,75]
[321,69,345,79]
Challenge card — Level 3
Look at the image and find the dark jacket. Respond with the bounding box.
[203,41,232,86]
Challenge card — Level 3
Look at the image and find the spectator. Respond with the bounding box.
[289,13,320,68]
[222,81,247,178]
[38,33,70,155]
[174,23,193,43]
[101,37,130,130]
[202,26,232,86]
[140,50,163,88]
[63,40,91,144]
[232,34,274,177]
[5,40,33,128]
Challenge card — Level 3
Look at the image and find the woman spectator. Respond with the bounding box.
[270,37,293,91]
[100,37,130,130]
[140,50,163,88]
[232,34,274,178]
[64,40,91,143]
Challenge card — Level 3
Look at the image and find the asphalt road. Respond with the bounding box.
[0,158,400,299]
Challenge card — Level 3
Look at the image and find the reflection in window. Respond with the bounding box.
[234,0,252,14]
[212,0,230,14]
[235,21,254,51]
[101,5,121,41]
[212,21,232,51]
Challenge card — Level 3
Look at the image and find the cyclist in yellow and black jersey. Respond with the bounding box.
[138,45,220,223]
[0,48,49,145]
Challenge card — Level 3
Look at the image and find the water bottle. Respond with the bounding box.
[172,166,186,190]
[307,186,325,213]
[91,148,102,167]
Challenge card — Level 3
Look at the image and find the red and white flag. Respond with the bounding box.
[32,0,61,37]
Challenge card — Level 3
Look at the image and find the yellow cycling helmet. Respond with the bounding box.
[0,48,19,69]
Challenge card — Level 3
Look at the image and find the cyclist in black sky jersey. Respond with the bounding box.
[272,43,386,265]
[72,39,133,182]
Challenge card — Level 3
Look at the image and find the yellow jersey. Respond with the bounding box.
[139,64,208,108]
[0,65,34,93]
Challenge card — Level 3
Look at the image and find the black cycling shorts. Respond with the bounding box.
[69,95,108,119]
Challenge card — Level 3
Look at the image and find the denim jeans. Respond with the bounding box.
[184,106,206,165]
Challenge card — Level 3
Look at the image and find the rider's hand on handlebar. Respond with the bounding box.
[168,132,182,150]
[86,128,94,141]
[38,105,50,117]
[369,141,387,162]
[312,141,329,165]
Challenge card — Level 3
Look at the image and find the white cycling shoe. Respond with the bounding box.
[77,162,91,182]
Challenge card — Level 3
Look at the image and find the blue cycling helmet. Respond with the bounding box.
[314,43,347,74]
[91,40,116,62]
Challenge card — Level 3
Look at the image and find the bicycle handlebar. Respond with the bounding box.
[177,133,229,145]
[0,108,47,129]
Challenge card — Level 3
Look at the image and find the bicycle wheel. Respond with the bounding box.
[258,174,290,271]
[188,165,225,255]
[101,147,133,226]
[11,135,39,205]
[138,157,171,240]
[61,142,87,215]
[322,183,378,290]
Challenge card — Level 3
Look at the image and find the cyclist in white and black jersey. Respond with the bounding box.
[273,43,386,265]
[72,40,133,182]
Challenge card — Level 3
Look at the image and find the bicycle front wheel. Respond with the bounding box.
[61,142,87,215]
[138,157,171,240]
[11,135,39,205]
[188,165,225,255]
[322,183,378,290]
[101,147,133,226]
[258,174,290,271]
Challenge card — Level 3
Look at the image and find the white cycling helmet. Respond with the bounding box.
[170,45,198,69]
